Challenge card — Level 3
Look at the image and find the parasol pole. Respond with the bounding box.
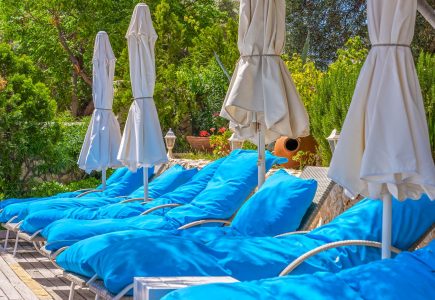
[257,122,266,188]
[101,167,107,191]
[381,193,393,259]
[143,166,149,201]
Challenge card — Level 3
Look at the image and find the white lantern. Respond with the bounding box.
[326,129,340,154]
[164,128,176,159]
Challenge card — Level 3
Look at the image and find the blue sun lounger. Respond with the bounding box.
[1,167,155,255]
[42,150,286,252]
[55,194,434,297]
[0,167,150,224]
[53,166,318,299]
[6,165,199,256]
[19,164,198,234]
[0,167,127,211]
[163,240,435,300]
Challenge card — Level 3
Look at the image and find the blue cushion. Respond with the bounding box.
[162,241,435,300]
[231,169,317,236]
[165,149,287,226]
[41,158,227,248]
[140,157,227,215]
[127,165,196,199]
[94,167,152,199]
[27,168,150,213]
[19,166,196,234]
[43,150,285,249]
[307,194,434,251]
[95,167,127,189]
[56,194,435,296]
[43,151,273,248]
[90,157,215,219]
[0,167,128,214]
[8,168,149,223]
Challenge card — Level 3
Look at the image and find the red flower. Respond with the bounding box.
[218,127,226,134]
[199,130,210,137]
[210,127,216,133]
[213,112,220,117]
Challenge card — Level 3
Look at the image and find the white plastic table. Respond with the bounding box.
[133,276,238,300]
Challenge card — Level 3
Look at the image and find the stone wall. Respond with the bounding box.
[307,184,359,230]
[162,158,211,172]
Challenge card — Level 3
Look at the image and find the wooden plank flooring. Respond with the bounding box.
[0,232,94,300]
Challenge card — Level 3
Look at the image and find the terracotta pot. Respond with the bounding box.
[186,136,213,152]
[274,135,317,169]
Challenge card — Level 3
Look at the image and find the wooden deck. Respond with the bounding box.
[0,232,94,300]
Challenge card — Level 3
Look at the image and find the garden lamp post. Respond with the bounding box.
[326,129,340,154]
[228,133,244,150]
[165,128,176,159]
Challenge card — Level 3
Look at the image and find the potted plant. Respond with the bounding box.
[186,130,214,152]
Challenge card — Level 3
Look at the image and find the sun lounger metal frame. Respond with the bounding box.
[279,239,402,276]
[1,187,108,252]
[277,222,435,276]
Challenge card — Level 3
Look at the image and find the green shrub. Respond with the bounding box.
[416,51,435,157]
[292,150,318,170]
[49,113,91,179]
[26,177,101,198]
[308,37,368,165]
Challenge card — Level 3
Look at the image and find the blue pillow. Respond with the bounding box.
[100,167,153,198]
[95,167,128,189]
[141,157,227,215]
[232,169,317,236]
[129,165,198,199]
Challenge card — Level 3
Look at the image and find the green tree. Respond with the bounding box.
[286,0,368,68]
[0,43,61,197]
[0,0,144,115]
[285,0,434,68]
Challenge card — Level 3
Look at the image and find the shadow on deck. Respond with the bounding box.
[0,231,94,300]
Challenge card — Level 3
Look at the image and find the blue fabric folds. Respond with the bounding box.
[20,165,196,233]
[161,150,286,227]
[56,195,435,295]
[83,157,227,220]
[178,169,317,243]
[163,241,435,300]
[0,167,132,223]
[44,150,284,250]
[0,168,128,210]
[123,165,196,200]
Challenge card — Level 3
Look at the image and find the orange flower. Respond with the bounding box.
[218,127,226,134]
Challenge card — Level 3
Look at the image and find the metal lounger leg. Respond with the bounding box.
[12,232,19,256]
[68,282,76,300]
[3,229,9,250]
